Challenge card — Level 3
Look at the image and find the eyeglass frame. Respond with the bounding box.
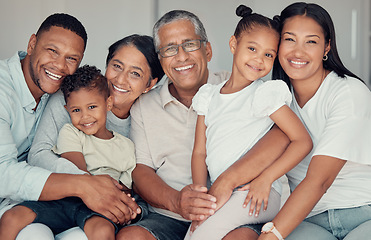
[156,39,207,58]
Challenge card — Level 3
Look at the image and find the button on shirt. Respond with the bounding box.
[0,52,51,216]
[129,71,230,221]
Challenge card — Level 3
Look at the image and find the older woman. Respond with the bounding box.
[22,34,164,240]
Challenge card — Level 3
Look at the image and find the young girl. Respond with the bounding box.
[184,5,312,240]
[0,65,142,240]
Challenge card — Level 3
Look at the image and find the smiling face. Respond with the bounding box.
[105,45,155,113]
[65,88,113,139]
[157,19,212,92]
[230,26,279,83]
[278,15,330,83]
[26,26,84,98]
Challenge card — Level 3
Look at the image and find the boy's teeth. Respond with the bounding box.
[45,69,62,80]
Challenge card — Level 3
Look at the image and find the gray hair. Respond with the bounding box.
[153,10,208,51]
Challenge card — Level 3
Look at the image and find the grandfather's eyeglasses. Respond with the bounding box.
[157,39,206,58]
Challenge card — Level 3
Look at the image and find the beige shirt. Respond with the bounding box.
[52,123,136,188]
[130,71,230,221]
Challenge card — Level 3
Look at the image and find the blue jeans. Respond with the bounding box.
[19,197,117,235]
[130,211,190,240]
[286,204,371,240]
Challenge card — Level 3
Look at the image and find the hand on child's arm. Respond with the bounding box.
[238,176,273,216]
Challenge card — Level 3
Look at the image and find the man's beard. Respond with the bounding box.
[29,60,46,94]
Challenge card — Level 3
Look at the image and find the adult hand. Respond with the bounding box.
[176,184,217,221]
[79,175,140,224]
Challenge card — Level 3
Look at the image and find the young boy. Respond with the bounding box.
[0,65,144,240]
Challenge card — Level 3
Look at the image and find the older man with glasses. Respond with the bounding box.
[117,9,289,240]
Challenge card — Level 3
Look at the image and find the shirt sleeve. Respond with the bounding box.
[0,103,51,202]
[28,91,84,175]
[252,80,292,117]
[130,99,156,169]
[191,83,215,115]
[119,138,136,189]
[313,79,371,165]
[52,123,83,155]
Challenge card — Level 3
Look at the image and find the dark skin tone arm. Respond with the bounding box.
[208,125,290,212]
[39,151,140,224]
[133,125,289,221]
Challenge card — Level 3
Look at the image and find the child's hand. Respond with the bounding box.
[238,177,272,217]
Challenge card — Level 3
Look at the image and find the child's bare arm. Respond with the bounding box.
[240,105,312,215]
[191,115,208,187]
[61,152,88,172]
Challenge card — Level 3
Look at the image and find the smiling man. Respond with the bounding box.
[117,9,290,240]
[0,14,138,240]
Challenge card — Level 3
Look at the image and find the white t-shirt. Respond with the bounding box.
[287,71,371,217]
[130,71,231,221]
[192,79,292,194]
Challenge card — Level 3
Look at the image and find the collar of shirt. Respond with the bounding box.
[11,51,50,113]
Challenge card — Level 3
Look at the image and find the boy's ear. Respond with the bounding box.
[229,35,237,55]
[106,96,113,111]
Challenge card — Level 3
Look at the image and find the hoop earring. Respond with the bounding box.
[323,55,328,61]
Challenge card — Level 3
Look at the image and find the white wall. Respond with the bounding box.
[1,0,370,85]
[0,0,155,71]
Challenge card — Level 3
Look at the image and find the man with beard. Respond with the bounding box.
[0,13,139,240]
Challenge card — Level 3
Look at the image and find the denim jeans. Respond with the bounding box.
[287,204,371,240]
[130,211,190,240]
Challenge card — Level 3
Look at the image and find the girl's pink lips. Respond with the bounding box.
[247,64,262,72]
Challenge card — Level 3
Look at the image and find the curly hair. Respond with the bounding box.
[61,65,109,103]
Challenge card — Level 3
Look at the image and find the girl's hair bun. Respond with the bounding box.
[236,5,253,18]
[273,15,281,24]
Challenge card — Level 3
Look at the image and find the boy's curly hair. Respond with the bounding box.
[61,65,110,103]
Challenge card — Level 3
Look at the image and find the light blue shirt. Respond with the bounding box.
[0,51,52,215]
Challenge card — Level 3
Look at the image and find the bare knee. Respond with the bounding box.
[1,206,36,229]
[84,216,115,240]
[223,227,259,240]
[116,225,156,240]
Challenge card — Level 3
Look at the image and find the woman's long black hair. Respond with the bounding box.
[272,2,363,86]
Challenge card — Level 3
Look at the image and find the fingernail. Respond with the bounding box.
[249,212,252,216]
[209,209,215,215]
[137,208,141,213]
[243,204,246,208]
